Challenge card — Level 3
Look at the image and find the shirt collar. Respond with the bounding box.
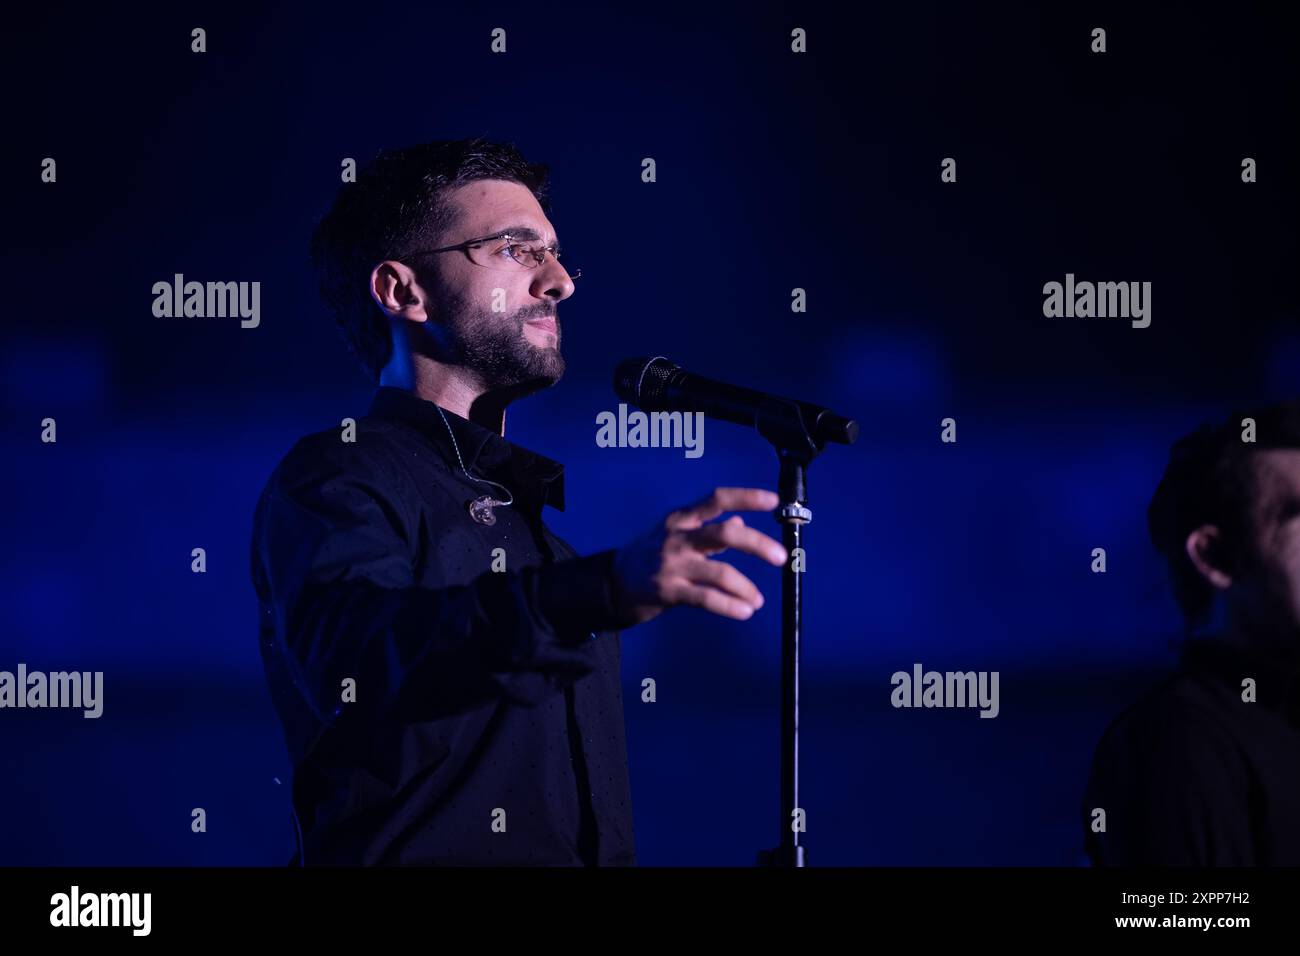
[366,386,566,512]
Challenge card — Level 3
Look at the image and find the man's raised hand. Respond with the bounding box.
[610,487,788,626]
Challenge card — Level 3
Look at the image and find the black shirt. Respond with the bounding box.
[251,385,638,865]
[1082,634,1300,865]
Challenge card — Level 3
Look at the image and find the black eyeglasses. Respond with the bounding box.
[404,232,581,279]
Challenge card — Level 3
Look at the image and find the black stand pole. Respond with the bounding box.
[754,400,827,868]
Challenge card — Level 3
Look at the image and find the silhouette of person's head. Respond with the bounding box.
[1148,400,1300,650]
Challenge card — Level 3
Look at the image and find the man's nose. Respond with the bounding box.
[530,253,575,302]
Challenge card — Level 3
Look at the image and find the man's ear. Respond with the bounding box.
[369,260,430,323]
[1185,524,1233,590]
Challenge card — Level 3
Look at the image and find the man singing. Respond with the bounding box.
[1083,400,1300,864]
[250,138,787,865]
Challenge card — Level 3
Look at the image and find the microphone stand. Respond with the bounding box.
[753,398,829,868]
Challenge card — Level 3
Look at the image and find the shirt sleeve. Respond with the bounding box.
[250,435,637,749]
[1081,701,1255,866]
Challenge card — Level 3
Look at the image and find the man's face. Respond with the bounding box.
[415,179,574,393]
[1235,449,1300,643]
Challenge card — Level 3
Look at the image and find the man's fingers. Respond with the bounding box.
[667,487,780,529]
[670,580,760,621]
[686,517,788,566]
[641,487,785,621]
[681,557,765,610]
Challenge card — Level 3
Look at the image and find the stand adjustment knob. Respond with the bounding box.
[777,503,812,524]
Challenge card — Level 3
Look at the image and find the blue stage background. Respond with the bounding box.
[2,1,1295,864]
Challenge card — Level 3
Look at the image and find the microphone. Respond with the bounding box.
[613,356,858,447]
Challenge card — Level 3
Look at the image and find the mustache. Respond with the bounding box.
[517,306,557,322]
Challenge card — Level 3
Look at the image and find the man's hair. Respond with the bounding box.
[308,137,551,381]
[1148,399,1300,626]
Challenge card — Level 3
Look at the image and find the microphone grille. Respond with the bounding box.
[613,356,677,405]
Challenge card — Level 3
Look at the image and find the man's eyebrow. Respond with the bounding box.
[486,225,561,253]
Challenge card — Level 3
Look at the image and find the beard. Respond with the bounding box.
[1228,538,1300,650]
[426,280,565,395]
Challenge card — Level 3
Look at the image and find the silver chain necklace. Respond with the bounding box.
[435,404,514,526]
